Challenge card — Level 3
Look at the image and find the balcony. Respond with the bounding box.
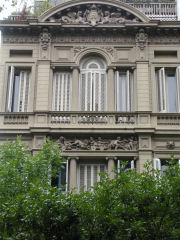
[1,112,180,134]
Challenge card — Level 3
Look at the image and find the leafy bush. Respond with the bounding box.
[0,139,180,240]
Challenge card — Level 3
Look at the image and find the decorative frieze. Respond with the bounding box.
[57,136,138,151]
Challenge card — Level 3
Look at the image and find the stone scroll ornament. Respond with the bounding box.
[135,29,148,50]
[57,136,138,151]
[39,28,51,50]
[47,4,141,26]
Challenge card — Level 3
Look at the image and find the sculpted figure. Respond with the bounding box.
[61,11,76,23]
[100,11,110,24]
[109,12,125,24]
[110,137,125,150]
[75,11,86,24]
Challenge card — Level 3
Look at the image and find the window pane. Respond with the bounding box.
[12,75,20,112]
[167,75,177,112]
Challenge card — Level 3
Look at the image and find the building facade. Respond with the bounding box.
[0,0,180,191]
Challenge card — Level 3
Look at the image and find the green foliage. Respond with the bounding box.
[34,0,53,17]
[0,140,180,239]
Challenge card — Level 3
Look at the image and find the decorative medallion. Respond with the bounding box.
[166,141,175,150]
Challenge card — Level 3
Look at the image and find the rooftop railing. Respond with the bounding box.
[6,1,177,22]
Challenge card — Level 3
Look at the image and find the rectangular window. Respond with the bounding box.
[6,66,31,112]
[153,158,180,176]
[156,67,180,113]
[78,164,106,191]
[51,162,68,192]
[117,159,135,173]
[115,70,134,111]
[52,72,72,111]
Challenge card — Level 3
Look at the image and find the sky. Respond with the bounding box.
[0,0,34,20]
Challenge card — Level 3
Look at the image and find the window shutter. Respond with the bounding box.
[126,70,130,111]
[158,68,167,112]
[79,164,106,191]
[153,158,161,170]
[52,72,72,111]
[18,71,30,112]
[176,67,180,112]
[80,165,85,190]
[7,66,15,112]
[115,70,133,112]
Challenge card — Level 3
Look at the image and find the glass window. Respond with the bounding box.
[52,71,72,111]
[78,164,106,191]
[80,57,107,111]
[6,66,30,112]
[115,70,134,112]
[156,67,180,113]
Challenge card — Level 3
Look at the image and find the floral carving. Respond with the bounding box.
[74,46,88,56]
[57,136,138,151]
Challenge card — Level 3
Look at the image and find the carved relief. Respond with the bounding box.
[74,46,88,56]
[101,46,114,56]
[57,136,138,151]
[135,29,148,50]
[47,4,141,26]
[166,141,175,150]
[39,28,51,50]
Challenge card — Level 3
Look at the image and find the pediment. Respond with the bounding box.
[39,0,150,26]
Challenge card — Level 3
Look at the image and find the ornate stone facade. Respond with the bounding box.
[1,0,180,191]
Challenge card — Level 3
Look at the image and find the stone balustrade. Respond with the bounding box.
[1,112,180,131]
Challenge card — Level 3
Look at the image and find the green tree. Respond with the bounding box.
[0,139,180,239]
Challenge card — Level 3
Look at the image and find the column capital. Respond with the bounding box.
[106,157,117,161]
[67,157,79,161]
[107,66,116,71]
[71,66,80,72]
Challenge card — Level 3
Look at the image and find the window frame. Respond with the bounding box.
[155,66,180,113]
[6,65,31,112]
[115,69,134,112]
[79,57,107,112]
[77,163,107,192]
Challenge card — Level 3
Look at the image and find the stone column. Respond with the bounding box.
[35,60,51,111]
[106,157,117,179]
[69,157,78,191]
[107,67,115,111]
[71,67,79,111]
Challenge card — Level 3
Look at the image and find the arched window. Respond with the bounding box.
[80,57,107,111]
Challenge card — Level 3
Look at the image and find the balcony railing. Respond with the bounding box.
[128,2,177,20]
[1,112,180,130]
